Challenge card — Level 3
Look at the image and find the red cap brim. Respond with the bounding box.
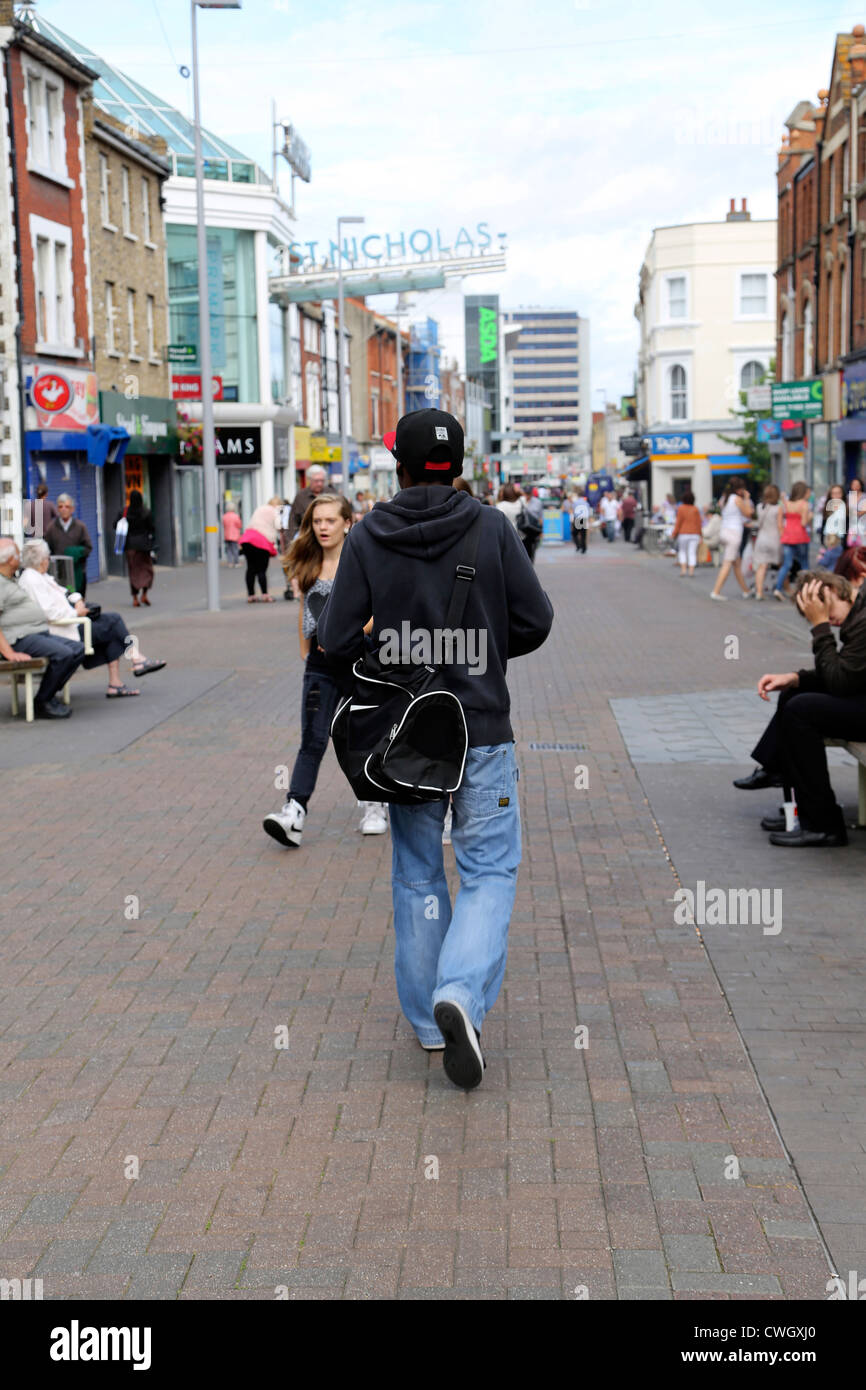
[383,430,397,457]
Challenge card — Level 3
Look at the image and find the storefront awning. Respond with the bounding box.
[834,417,866,442]
[621,455,648,473]
[708,455,749,474]
[25,426,129,467]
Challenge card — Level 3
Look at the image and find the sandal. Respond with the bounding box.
[247,595,259,603]
[106,684,140,698]
[260,594,275,603]
[132,659,166,677]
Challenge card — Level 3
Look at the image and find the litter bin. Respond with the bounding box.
[49,555,75,591]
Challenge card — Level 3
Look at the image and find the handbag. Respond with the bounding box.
[114,513,128,556]
[330,516,482,804]
[517,504,542,538]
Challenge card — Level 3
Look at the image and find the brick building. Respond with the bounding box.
[82,100,175,570]
[0,2,100,568]
[775,23,866,494]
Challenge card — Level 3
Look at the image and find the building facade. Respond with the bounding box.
[774,25,866,498]
[500,307,590,463]
[0,6,104,579]
[634,201,776,507]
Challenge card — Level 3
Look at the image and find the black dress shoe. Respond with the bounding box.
[760,814,787,832]
[34,699,72,719]
[733,767,784,790]
[769,827,848,848]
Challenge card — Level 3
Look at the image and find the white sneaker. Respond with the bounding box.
[442,806,453,845]
[359,801,388,835]
[709,592,727,601]
[263,798,305,848]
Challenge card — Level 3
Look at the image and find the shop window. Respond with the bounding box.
[669,364,687,420]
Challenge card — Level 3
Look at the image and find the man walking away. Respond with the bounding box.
[318,410,553,1090]
[619,489,637,543]
[599,489,618,542]
[572,491,591,554]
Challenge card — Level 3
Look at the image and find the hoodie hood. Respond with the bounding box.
[363,485,482,560]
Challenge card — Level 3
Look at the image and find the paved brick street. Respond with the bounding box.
[0,539,862,1301]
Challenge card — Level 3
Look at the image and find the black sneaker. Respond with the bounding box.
[35,698,72,719]
[433,1000,485,1091]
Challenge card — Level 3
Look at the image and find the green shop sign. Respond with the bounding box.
[478,305,498,365]
[99,392,180,455]
[771,378,823,420]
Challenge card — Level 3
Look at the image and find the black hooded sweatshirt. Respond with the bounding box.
[316,484,554,746]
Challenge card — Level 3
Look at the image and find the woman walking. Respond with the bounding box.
[496,482,523,529]
[710,477,754,601]
[774,481,812,600]
[240,496,282,602]
[670,489,702,576]
[752,483,782,600]
[262,494,386,848]
[120,490,155,607]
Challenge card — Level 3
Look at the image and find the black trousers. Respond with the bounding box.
[81,611,129,668]
[622,518,634,543]
[572,524,587,553]
[12,632,84,704]
[751,686,866,831]
[241,542,270,595]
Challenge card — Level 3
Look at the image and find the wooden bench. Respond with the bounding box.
[1,657,49,722]
[826,739,866,827]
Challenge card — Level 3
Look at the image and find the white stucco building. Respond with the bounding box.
[633,200,776,506]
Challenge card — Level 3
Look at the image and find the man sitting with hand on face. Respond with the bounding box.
[732,569,866,847]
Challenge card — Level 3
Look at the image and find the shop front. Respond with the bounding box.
[838,358,866,487]
[24,364,128,584]
[99,393,180,574]
[176,424,262,562]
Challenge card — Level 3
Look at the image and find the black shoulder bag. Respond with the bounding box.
[330,515,482,804]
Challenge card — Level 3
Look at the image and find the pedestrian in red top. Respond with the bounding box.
[222,505,242,566]
[774,481,812,601]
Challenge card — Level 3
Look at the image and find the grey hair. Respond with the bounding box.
[56,493,74,506]
[0,535,18,564]
[306,466,327,480]
[20,538,50,569]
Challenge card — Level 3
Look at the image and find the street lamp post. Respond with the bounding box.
[191,0,241,613]
[336,216,364,486]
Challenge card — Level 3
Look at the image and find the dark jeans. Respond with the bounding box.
[289,667,343,805]
[81,611,129,668]
[521,533,540,564]
[241,542,270,595]
[572,524,587,553]
[12,631,85,704]
[751,685,866,831]
[622,518,634,543]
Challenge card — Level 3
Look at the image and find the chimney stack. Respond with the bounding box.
[726,197,751,222]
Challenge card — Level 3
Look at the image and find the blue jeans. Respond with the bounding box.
[775,541,809,591]
[389,742,521,1046]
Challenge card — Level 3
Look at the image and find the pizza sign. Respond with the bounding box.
[32,372,73,414]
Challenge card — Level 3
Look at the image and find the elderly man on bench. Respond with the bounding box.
[732,568,866,847]
[0,535,84,719]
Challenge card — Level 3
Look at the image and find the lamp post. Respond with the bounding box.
[336,215,364,485]
[191,0,241,612]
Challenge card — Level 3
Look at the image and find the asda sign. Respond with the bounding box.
[478,305,498,365]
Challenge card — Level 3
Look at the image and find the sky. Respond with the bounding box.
[36,0,866,402]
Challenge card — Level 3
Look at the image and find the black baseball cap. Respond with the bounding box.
[384,409,464,483]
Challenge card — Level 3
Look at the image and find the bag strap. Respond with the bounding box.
[441,512,482,663]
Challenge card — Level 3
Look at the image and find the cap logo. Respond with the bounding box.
[434,426,448,441]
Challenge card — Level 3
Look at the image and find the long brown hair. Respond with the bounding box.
[288,494,353,594]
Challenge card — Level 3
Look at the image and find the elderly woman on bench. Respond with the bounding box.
[18,539,166,698]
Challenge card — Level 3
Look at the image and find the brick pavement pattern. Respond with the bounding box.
[0,545,842,1299]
